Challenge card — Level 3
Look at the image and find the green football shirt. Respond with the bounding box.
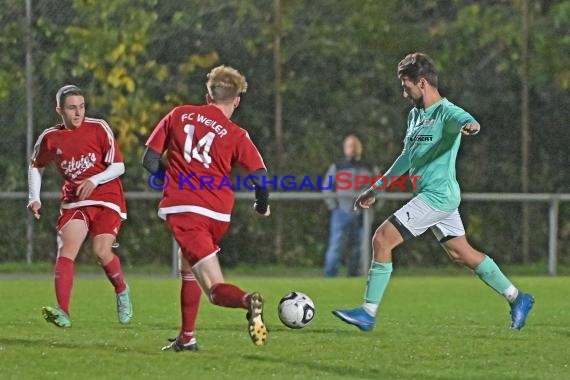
[373,98,476,212]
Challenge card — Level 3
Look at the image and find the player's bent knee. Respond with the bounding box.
[57,251,78,260]
[372,226,401,252]
[94,249,114,264]
[444,248,464,264]
[371,231,385,249]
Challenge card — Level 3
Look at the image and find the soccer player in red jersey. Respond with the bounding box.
[143,65,270,351]
[27,85,133,328]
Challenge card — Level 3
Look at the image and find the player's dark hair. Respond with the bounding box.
[397,53,438,87]
[56,85,83,107]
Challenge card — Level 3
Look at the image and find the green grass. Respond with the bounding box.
[3,261,570,277]
[1,275,569,379]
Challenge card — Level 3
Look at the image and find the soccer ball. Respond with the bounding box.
[277,291,315,329]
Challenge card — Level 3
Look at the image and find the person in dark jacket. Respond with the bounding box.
[322,134,372,277]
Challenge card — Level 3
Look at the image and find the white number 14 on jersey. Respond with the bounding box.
[183,124,215,168]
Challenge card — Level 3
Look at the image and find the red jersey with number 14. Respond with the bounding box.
[146,104,266,222]
[31,117,127,219]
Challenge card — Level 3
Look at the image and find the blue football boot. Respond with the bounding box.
[510,292,535,330]
[332,307,376,332]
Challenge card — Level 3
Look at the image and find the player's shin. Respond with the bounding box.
[54,256,75,315]
[180,271,201,342]
[362,261,393,316]
[474,255,518,302]
[102,254,127,293]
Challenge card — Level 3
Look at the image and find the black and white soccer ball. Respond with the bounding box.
[278,291,315,329]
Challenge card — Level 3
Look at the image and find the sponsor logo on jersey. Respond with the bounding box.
[409,134,433,142]
[61,152,96,179]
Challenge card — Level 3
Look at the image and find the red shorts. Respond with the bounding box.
[166,212,230,266]
[57,206,122,237]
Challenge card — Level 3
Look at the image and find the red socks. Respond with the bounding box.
[102,254,127,293]
[180,271,201,342]
[209,283,248,308]
[54,254,126,316]
[54,256,74,315]
[177,279,248,343]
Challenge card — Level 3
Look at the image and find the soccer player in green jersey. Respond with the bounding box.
[332,52,534,332]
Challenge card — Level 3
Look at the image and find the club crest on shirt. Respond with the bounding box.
[61,153,97,179]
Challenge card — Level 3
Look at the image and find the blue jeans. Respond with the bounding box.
[323,208,363,277]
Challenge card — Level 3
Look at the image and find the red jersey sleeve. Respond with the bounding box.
[97,120,124,164]
[146,110,173,154]
[30,130,55,168]
[235,130,266,173]
[110,138,124,163]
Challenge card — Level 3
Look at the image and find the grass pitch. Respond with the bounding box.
[1,275,569,379]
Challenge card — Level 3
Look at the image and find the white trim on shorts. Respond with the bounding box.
[158,205,231,222]
[192,249,221,268]
[61,200,127,220]
[57,209,88,232]
[392,196,465,241]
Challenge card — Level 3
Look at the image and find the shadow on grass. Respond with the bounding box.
[241,353,468,380]
[243,353,387,380]
[0,337,137,352]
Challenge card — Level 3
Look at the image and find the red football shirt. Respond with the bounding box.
[31,117,127,219]
[146,104,266,221]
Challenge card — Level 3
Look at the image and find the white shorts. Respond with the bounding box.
[391,196,465,242]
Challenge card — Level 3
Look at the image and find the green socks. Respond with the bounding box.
[474,255,518,302]
[362,261,393,316]
[362,255,517,318]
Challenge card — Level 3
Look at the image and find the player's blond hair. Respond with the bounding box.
[206,65,248,103]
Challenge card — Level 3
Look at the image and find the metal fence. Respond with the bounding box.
[2,191,568,275]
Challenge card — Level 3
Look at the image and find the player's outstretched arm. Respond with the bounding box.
[355,150,410,211]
